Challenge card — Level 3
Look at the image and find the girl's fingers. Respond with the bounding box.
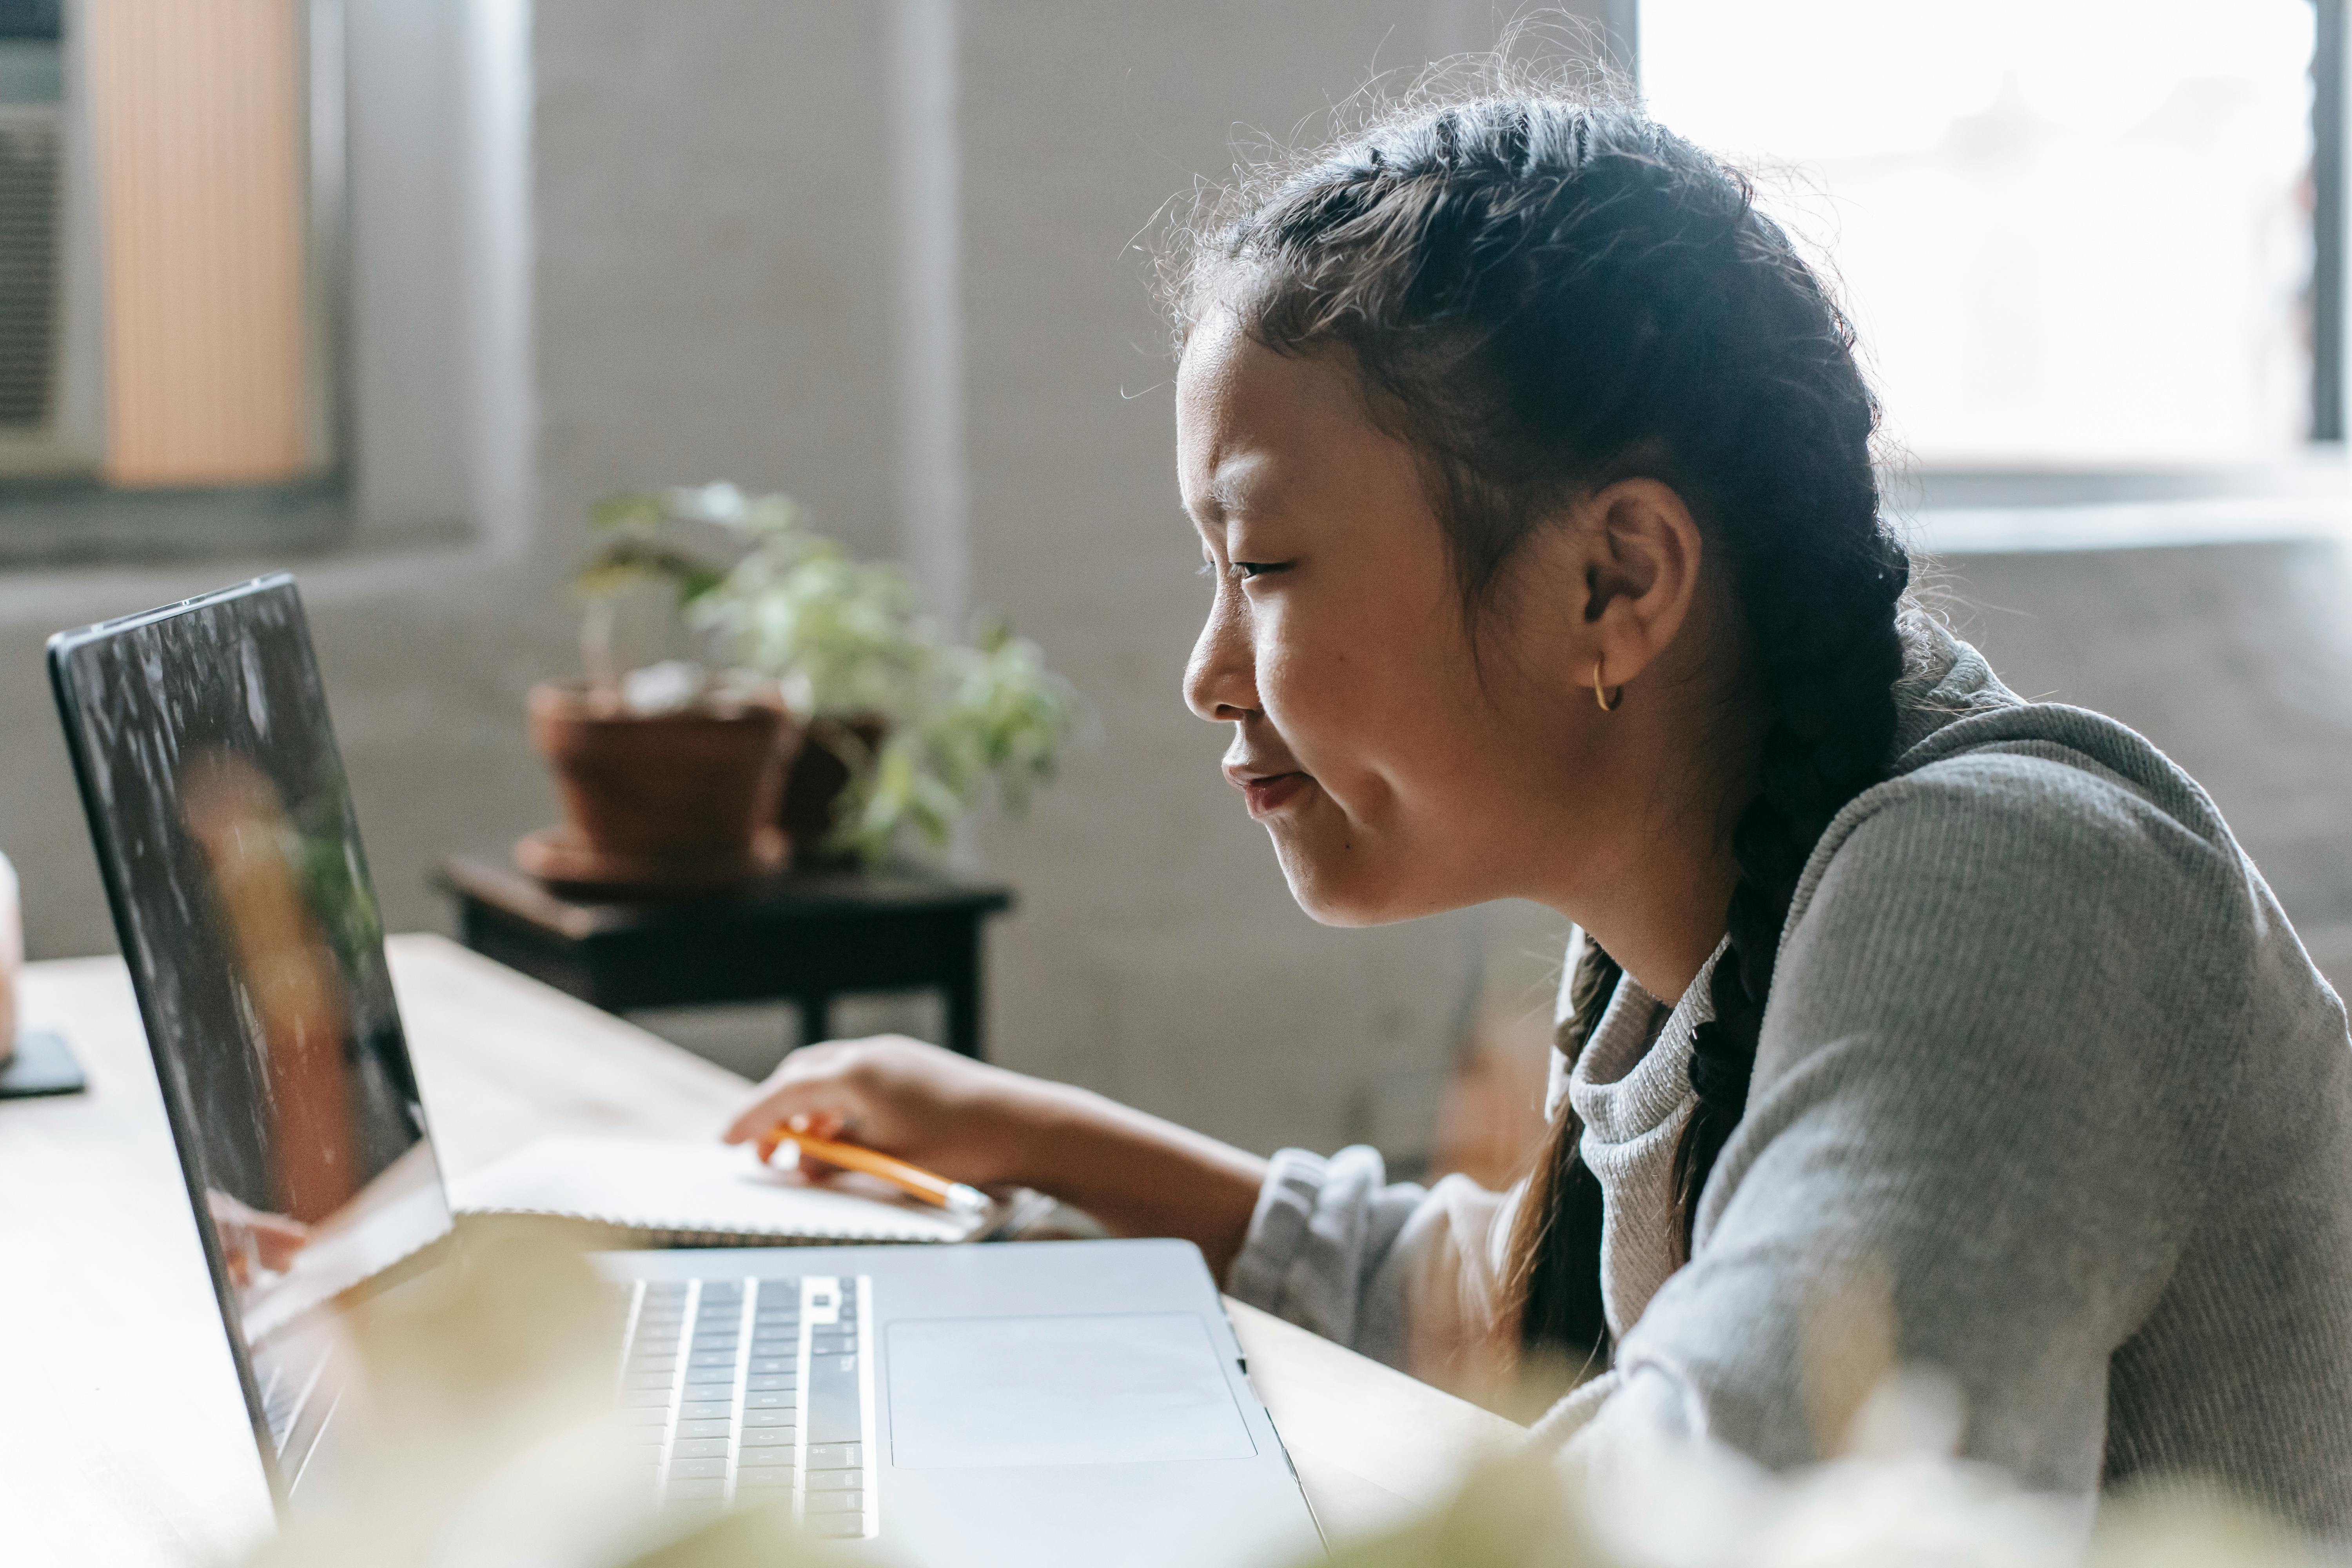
[722,1044,866,1143]
[757,1111,854,1180]
[249,1214,309,1270]
[795,1110,849,1141]
[789,1112,855,1179]
[723,1079,829,1144]
[737,1098,855,1164]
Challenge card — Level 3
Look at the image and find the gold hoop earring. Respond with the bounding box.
[1592,661,1621,713]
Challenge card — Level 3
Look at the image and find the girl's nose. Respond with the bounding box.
[1184,589,1257,723]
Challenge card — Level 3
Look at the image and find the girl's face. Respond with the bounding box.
[1177,310,1622,926]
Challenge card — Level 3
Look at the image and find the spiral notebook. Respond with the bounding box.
[449,1134,1041,1247]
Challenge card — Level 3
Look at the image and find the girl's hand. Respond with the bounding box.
[718,1034,1272,1278]
[206,1190,310,1286]
[720,1035,1057,1190]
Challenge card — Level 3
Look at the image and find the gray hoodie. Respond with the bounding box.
[1226,618,2352,1533]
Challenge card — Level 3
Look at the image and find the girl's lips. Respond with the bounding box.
[1240,771,1312,818]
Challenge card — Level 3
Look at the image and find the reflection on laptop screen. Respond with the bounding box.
[51,578,451,1358]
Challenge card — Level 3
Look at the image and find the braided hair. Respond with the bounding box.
[1178,94,1911,1361]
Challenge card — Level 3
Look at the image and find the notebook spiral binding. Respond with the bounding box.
[461,1206,951,1249]
[460,1186,1063,1249]
[639,1225,933,1249]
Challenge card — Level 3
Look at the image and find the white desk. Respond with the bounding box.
[0,934,1517,1564]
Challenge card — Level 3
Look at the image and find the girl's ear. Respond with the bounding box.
[1577,478,1706,690]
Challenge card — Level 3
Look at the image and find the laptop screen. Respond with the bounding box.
[49,576,452,1369]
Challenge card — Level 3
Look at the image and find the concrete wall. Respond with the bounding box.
[0,3,2343,1166]
[1930,539,2352,986]
[534,2,906,564]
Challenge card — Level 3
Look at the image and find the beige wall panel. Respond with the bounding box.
[89,0,309,487]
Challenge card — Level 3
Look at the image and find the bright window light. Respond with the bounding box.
[1642,0,2318,468]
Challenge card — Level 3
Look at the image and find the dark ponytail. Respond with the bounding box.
[1513,936,1622,1368]
[1679,479,1908,1254]
[1178,89,1911,1357]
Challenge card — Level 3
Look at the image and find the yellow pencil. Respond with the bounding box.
[755,1126,991,1216]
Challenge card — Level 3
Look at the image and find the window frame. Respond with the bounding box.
[0,0,352,567]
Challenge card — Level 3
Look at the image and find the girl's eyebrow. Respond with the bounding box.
[1182,448,1277,532]
[1204,452,1274,520]
[1214,446,1289,515]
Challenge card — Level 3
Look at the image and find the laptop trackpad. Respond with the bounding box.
[886,1313,1256,1468]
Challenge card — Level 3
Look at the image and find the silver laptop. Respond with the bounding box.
[49,574,1325,1568]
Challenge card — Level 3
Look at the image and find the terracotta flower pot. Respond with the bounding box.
[518,682,801,892]
[779,712,888,866]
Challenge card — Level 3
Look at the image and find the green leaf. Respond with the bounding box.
[589,491,670,534]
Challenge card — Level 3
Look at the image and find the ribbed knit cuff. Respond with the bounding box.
[1224,1146,1329,1312]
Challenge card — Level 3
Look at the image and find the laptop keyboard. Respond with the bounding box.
[616,1274,875,1539]
[252,1319,343,1490]
[257,1338,330,1451]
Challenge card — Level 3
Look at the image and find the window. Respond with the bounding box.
[1642,0,2328,473]
[0,0,342,542]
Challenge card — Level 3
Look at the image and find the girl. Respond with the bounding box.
[723,94,2352,1528]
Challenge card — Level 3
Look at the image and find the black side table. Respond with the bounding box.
[435,857,1014,1060]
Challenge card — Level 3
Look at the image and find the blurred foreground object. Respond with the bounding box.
[247,1218,840,1568]
[1325,1252,2339,1568]
[251,1243,2341,1568]
[1327,1375,2341,1568]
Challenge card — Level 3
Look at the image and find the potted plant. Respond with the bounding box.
[517,486,801,892]
[829,614,1085,862]
[685,524,926,858]
[682,490,1086,865]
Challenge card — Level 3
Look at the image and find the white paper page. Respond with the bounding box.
[448,1134,982,1243]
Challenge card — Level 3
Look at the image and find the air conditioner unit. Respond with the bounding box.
[0,101,56,428]
[0,22,96,481]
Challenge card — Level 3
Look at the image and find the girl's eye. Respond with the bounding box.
[1195,557,1291,582]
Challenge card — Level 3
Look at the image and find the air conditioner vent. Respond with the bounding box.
[0,112,57,430]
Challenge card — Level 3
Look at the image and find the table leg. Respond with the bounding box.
[942,940,983,1061]
[800,992,836,1050]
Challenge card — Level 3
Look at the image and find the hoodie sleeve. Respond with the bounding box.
[1226,1143,1532,1399]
